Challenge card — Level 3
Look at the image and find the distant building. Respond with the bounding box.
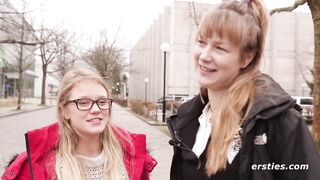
[0,0,38,98]
[129,1,314,102]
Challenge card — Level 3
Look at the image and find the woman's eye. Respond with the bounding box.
[98,100,107,105]
[198,40,206,44]
[78,100,91,105]
[216,46,227,52]
[197,40,207,47]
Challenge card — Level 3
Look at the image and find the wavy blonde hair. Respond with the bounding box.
[196,0,269,176]
[54,68,131,180]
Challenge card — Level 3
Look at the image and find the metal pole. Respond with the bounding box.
[162,51,167,122]
[0,67,4,98]
[145,81,147,102]
[123,83,126,100]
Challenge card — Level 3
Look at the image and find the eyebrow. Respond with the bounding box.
[74,95,109,99]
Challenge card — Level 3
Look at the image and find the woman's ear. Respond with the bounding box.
[62,108,70,120]
[241,52,255,68]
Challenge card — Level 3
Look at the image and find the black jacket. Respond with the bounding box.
[167,74,320,180]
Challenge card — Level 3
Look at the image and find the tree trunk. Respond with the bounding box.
[309,0,320,149]
[16,14,25,110]
[41,64,47,105]
[16,52,23,110]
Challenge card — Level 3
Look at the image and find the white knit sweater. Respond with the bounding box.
[57,152,128,180]
[76,152,105,180]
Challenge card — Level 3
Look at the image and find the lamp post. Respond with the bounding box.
[0,58,5,98]
[122,82,127,100]
[160,42,170,122]
[122,72,129,100]
[144,78,149,102]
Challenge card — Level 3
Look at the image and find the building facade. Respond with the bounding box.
[129,1,314,102]
[0,0,38,98]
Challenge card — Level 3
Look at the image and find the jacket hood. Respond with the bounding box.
[242,74,295,133]
[26,123,59,164]
[246,74,294,120]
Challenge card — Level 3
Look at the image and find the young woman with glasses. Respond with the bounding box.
[2,68,157,180]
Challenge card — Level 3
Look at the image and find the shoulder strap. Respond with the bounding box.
[25,133,34,180]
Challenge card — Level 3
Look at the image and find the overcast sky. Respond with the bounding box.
[9,0,310,50]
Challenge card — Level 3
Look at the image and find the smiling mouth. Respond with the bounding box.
[86,118,102,123]
[200,65,216,72]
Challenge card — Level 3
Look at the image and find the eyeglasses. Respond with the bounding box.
[68,98,113,111]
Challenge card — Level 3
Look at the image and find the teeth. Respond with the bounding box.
[87,118,101,122]
[200,66,215,72]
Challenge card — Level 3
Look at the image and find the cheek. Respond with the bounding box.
[193,48,201,62]
[62,106,71,119]
[65,106,86,120]
[102,110,111,118]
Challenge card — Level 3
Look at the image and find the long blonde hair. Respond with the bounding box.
[196,0,269,176]
[55,68,130,180]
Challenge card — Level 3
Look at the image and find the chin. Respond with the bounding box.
[85,129,105,136]
[197,79,214,88]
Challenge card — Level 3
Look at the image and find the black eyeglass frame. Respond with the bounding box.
[67,98,113,111]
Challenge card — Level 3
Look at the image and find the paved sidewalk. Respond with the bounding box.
[0,98,55,118]
[112,104,172,180]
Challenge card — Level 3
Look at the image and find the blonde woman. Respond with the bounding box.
[2,68,157,180]
[167,0,320,179]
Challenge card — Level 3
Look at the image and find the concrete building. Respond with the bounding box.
[0,0,38,98]
[129,1,314,102]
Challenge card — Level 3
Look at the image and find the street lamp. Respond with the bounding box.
[144,78,149,102]
[160,42,170,122]
[122,72,129,100]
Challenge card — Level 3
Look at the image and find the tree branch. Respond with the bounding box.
[0,39,37,46]
[270,0,307,15]
[190,2,199,27]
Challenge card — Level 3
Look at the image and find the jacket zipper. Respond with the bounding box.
[174,141,202,170]
[25,133,35,180]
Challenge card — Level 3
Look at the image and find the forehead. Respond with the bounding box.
[203,35,234,46]
[69,80,108,99]
[197,9,244,46]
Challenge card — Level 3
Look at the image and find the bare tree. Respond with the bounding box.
[51,32,78,79]
[34,26,75,105]
[189,2,200,27]
[271,0,320,148]
[1,0,38,109]
[0,1,37,46]
[83,31,126,86]
[14,12,35,110]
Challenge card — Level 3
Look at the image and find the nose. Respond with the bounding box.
[89,102,101,113]
[199,46,213,62]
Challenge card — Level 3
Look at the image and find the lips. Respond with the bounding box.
[86,118,102,122]
[200,65,216,72]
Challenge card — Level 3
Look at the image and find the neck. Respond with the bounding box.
[207,88,227,110]
[76,136,102,157]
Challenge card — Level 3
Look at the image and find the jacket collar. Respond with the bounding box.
[173,95,206,131]
[25,123,59,164]
[174,74,295,135]
[25,123,156,179]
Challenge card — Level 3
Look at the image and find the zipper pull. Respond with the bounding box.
[196,161,201,170]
